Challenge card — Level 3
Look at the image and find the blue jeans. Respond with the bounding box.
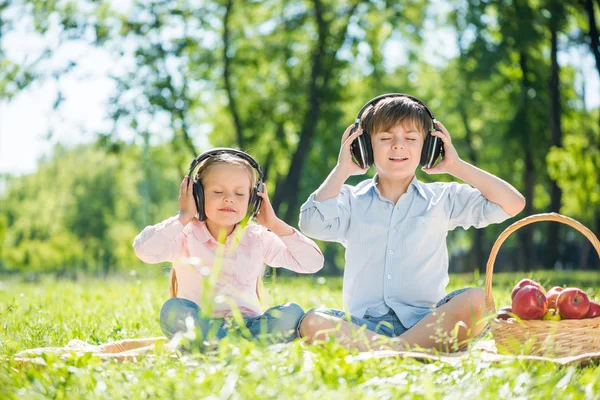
[308,287,473,338]
[160,298,305,344]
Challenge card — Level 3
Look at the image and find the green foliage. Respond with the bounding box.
[547,109,600,223]
[0,0,599,274]
[0,141,180,274]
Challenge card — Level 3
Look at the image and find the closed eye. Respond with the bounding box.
[235,193,246,197]
[213,191,223,194]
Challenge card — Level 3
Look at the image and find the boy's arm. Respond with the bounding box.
[423,121,526,217]
[449,161,525,216]
[313,165,353,202]
[299,125,368,241]
[314,124,369,201]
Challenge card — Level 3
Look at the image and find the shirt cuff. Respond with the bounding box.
[301,192,341,221]
[278,227,321,253]
[484,202,513,224]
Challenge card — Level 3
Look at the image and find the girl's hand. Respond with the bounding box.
[421,121,462,175]
[178,176,197,225]
[338,124,370,177]
[255,183,294,236]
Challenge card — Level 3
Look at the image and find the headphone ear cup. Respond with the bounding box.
[363,132,374,166]
[193,180,206,221]
[248,183,263,219]
[420,133,432,167]
[350,131,374,168]
[420,133,443,168]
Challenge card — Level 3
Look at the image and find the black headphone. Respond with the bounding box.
[187,148,264,222]
[349,93,444,169]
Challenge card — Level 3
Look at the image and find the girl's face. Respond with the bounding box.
[202,163,253,229]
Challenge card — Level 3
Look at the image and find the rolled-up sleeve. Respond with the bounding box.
[448,183,513,230]
[298,186,352,242]
[132,215,186,263]
[262,228,324,273]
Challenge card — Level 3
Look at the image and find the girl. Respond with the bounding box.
[134,148,324,345]
[14,148,324,363]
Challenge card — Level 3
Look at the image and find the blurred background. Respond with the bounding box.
[0,0,598,279]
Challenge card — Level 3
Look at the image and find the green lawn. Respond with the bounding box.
[1,271,599,399]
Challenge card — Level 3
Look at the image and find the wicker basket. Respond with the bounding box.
[485,213,600,357]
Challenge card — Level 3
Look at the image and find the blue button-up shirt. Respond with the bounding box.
[299,175,512,328]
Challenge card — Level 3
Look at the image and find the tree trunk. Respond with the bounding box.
[454,13,487,272]
[223,0,245,149]
[272,1,361,222]
[517,50,536,271]
[458,104,486,273]
[583,0,600,77]
[546,9,563,269]
[175,108,197,157]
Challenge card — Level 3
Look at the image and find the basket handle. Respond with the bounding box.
[484,212,600,312]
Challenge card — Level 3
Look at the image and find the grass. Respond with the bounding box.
[1,271,600,399]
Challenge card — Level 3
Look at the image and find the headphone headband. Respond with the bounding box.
[349,93,444,169]
[188,147,264,222]
[354,93,437,131]
[188,147,264,182]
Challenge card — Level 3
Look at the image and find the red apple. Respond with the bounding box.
[497,305,513,321]
[512,285,548,320]
[556,288,591,319]
[511,278,546,300]
[586,301,600,319]
[546,286,564,309]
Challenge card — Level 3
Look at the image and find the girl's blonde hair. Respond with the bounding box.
[169,152,264,301]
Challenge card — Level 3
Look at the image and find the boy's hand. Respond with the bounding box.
[178,176,197,224]
[421,121,462,175]
[338,124,370,177]
[255,184,294,236]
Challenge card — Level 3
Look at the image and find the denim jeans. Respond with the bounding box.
[307,287,474,338]
[159,298,305,344]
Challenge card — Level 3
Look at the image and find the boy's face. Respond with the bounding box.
[371,121,424,180]
[202,164,252,228]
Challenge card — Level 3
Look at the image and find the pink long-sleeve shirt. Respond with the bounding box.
[133,216,324,317]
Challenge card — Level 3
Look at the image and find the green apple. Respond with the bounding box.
[542,308,561,321]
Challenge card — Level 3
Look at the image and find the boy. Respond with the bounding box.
[298,94,525,352]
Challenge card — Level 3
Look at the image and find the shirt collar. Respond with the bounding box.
[356,174,426,199]
[189,220,250,246]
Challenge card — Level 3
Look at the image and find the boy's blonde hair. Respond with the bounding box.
[169,152,264,301]
[360,96,433,138]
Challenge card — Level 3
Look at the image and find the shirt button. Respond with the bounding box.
[389,250,394,255]
[387,275,392,279]
[420,217,426,224]
[392,228,397,233]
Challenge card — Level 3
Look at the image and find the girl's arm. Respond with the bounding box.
[261,228,324,274]
[132,216,187,264]
[134,177,195,263]
[254,184,324,273]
